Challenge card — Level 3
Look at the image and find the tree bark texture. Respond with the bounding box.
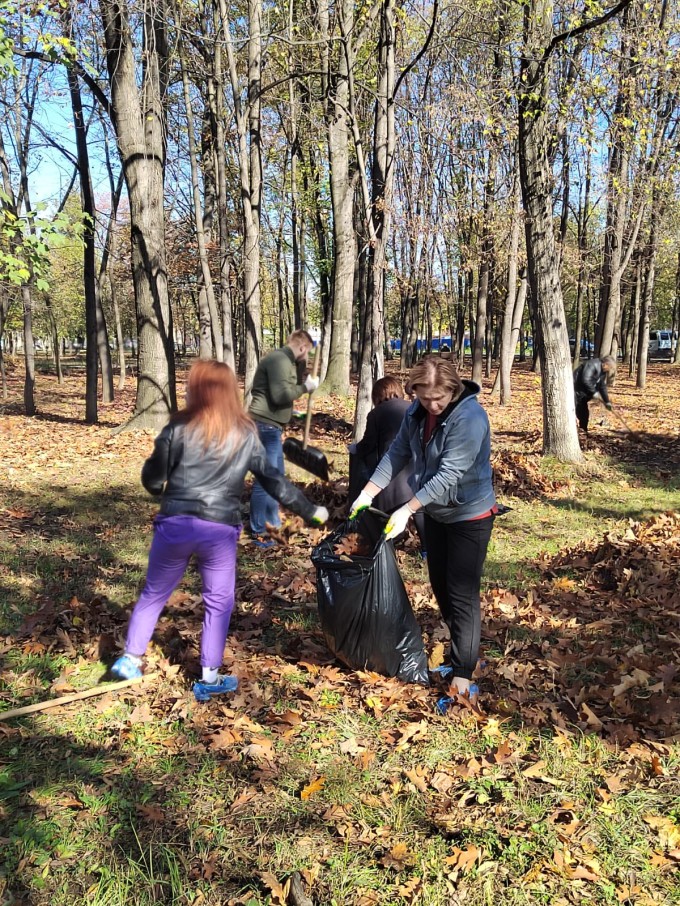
[99,0,176,429]
[518,0,582,461]
[322,0,356,396]
[178,35,223,361]
[497,180,521,404]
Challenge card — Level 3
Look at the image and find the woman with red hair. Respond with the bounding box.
[111,360,328,700]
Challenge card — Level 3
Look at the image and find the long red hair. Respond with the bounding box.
[172,360,254,449]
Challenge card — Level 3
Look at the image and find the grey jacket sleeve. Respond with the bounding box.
[141,424,172,496]
[249,438,317,522]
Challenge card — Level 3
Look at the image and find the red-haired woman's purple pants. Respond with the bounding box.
[124,515,240,668]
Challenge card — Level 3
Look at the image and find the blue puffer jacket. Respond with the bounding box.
[370,381,496,524]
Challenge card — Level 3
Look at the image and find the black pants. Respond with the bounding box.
[575,393,591,432]
[424,514,494,679]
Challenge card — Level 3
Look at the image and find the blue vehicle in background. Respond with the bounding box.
[390,336,466,354]
[569,337,595,355]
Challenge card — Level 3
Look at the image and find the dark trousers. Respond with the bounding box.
[424,514,494,679]
[575,393,591,432]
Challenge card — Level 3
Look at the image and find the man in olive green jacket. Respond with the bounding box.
[248,329,318,547]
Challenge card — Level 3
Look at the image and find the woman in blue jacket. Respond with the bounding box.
[350,357,497,701]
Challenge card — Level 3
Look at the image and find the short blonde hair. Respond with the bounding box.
[408,356,464,399]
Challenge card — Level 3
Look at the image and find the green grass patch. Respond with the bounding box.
[2,370,680,904]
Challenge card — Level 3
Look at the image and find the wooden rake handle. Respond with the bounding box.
[303,345,320,449]
[0,673,157,721]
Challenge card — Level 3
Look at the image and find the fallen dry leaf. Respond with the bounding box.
[381,842,415,870]
[259,871,290,905]
[643,814,680,849]
[300,776,325,800]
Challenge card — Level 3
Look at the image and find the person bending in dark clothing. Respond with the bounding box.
[573,355,617,434]
[348,376,426,556]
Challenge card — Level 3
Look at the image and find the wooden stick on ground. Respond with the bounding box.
[289,872,314,906]
[0,673,157,722]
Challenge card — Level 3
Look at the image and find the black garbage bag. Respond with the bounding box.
[311,508,429,685]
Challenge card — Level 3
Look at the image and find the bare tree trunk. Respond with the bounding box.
[63,4,109,420]
[97,128,127,390]
[221,0,262,399]
[572,145,591,369]
[210,0,235,369]
[178,34,223,360]
[518,0,583,461]
[321,0,356,395]
[44,298,63,383]
[0,120,36,415]
[353,0,395,440]
[0,283,8,399]
[597,5,647,357]
[99,0,176,429]
[472,145,498,386]
[21,284,36,416]
[306,145,332,380]
[627,253,641,377]
[287,19,307,332]
[495,179,521,404]
[636,214,658,390]
[673,252,680,366]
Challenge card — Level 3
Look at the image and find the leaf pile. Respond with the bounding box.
[483,512,680,743]
[333,532,373,559]
[491,450,571,499]
[2,365,680,905]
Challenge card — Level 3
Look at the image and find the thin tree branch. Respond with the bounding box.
[541,0,634,67]
[394,0,439,98]
[13,49,112,117]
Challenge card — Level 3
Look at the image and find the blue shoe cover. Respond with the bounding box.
[111,654,143,681]
[436,684,479,714]
[430,665,454,679]
[193,674,239,702]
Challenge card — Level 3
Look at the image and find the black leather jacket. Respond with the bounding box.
[142,421,317,525]
[573,359,611,405]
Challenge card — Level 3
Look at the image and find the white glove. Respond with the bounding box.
[303,375,319,393]
[384,504,412,540]
[311,506,329,525]
[349,491,373,519]
[349,490,373,520]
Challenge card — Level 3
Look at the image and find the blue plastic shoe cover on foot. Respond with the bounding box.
[430,665,454,679]
[435,684,479,714]
[193,674,239,702]
[111,654,143,681]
